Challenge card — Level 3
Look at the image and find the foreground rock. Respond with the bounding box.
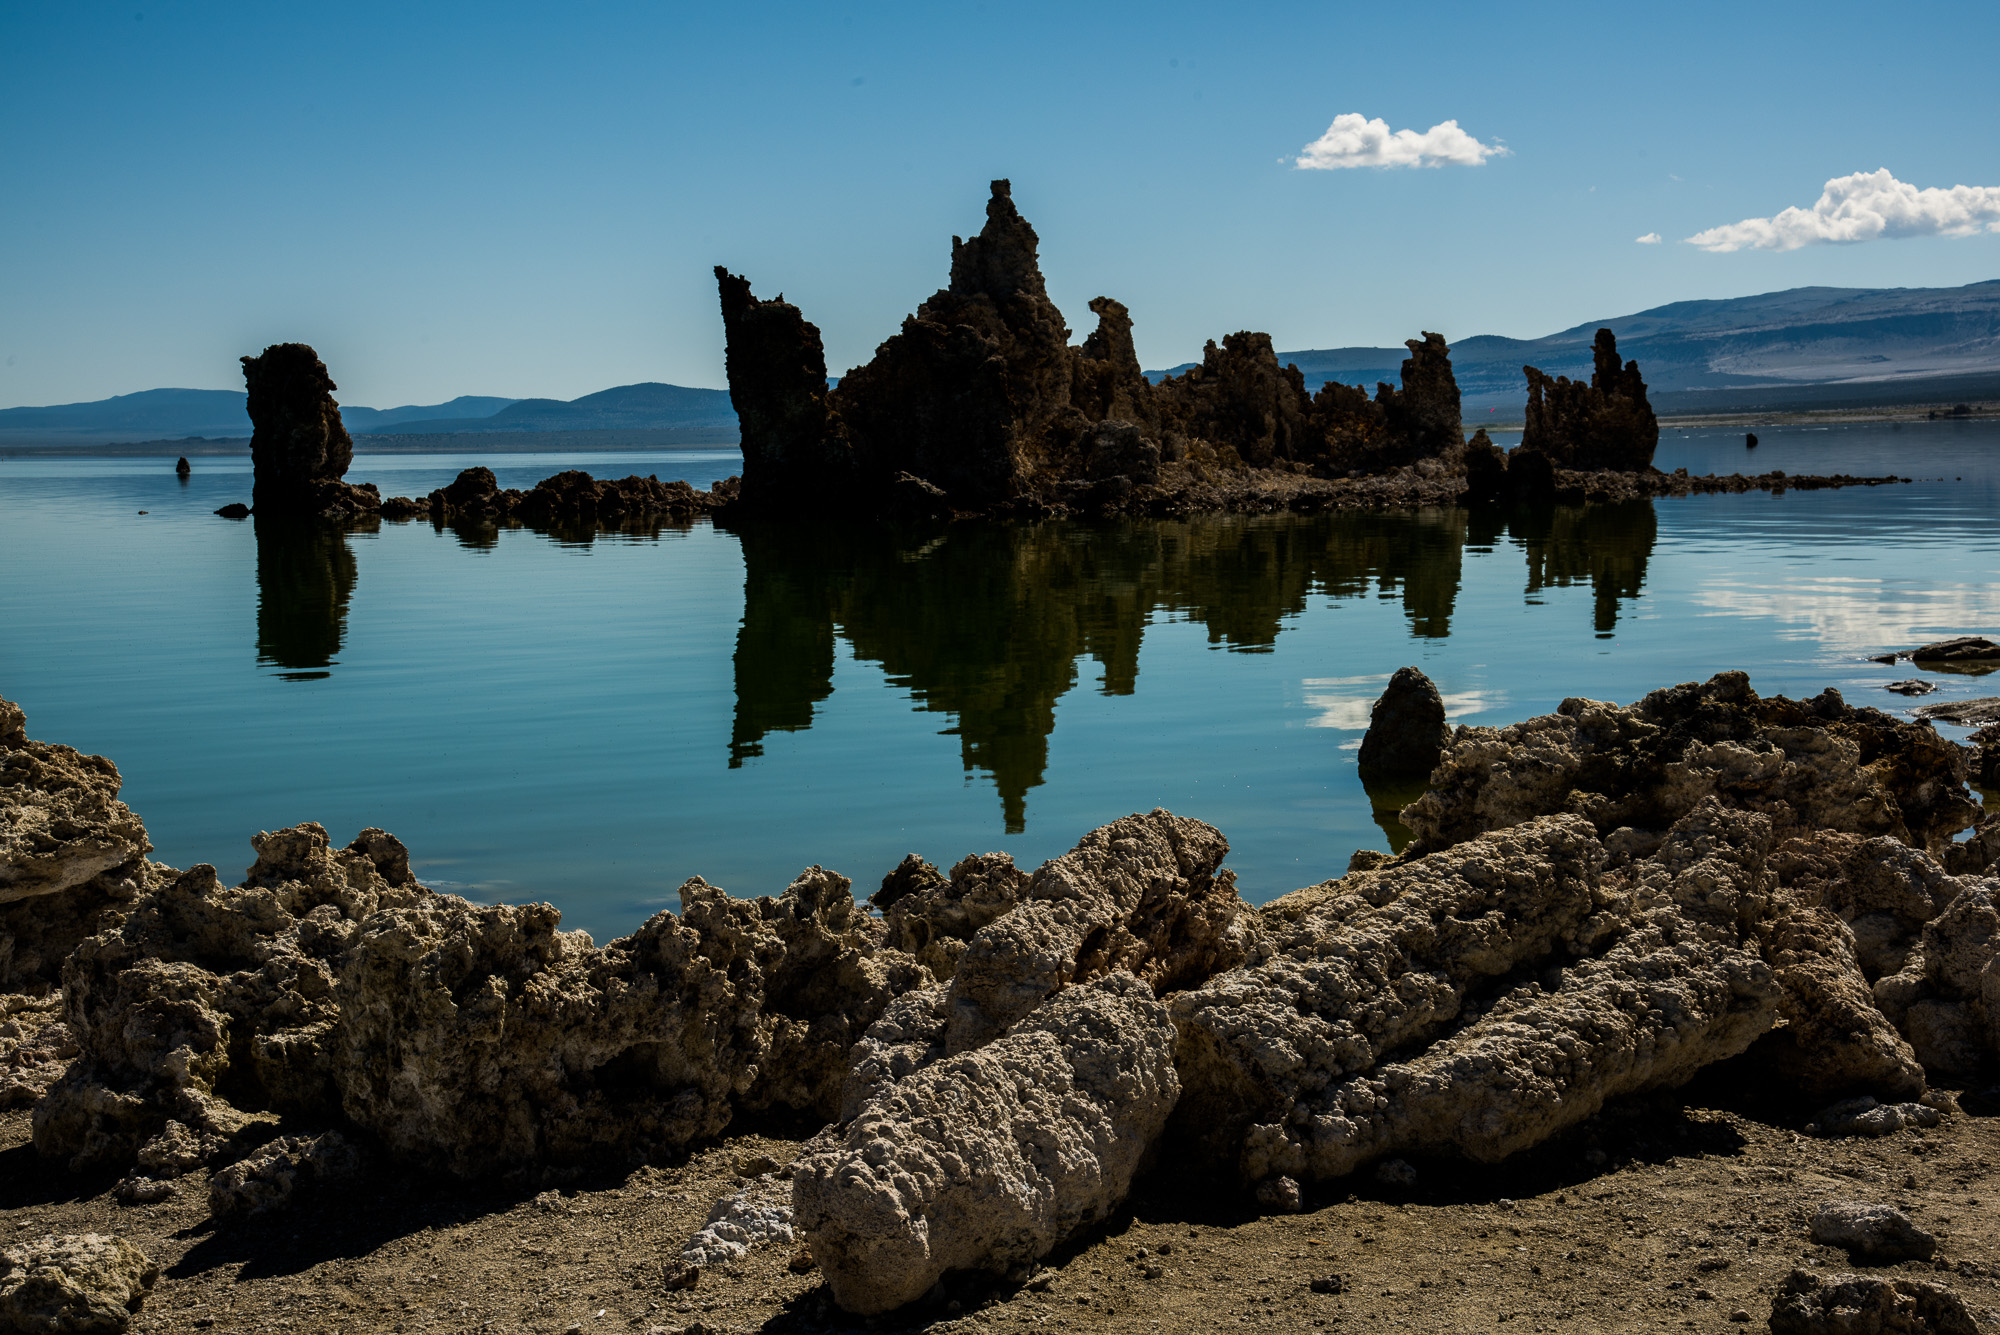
[239,343,381,520]
[0,698,157,992]
[1809,1201,1938,1263]
[1770,1268,1977,1335]
[0,1233,158,1334]
[793,973,1178,1315]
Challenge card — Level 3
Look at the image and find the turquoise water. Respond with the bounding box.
[3,423,1996,942]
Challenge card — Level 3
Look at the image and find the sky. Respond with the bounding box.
[5,0,2000,409]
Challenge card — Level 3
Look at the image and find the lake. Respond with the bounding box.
[3,420,1996,943]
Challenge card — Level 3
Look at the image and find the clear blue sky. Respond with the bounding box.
[5,0,1999,408]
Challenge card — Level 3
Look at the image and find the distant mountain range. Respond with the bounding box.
[1145,279,2000,417]
[6,279,1999,445]
[0,383,737,445]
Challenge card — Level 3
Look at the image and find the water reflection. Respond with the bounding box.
[254,517,367,680]
[727,501,1657,831]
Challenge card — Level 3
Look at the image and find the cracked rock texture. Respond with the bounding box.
[0,1233,159,1335]
[0,696,156,992]
[0,994,75,1109]
[1873,879,2000,1080]
[792,972,1179,1315]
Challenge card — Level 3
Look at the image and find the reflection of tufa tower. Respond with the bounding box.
[254,517,357,680]
[725,507,1557,833]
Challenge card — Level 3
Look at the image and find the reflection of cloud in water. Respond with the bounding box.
[1694,578,2000,653]
[1302,673,1509,730]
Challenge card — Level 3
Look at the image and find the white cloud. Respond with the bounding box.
[1636,232,1663,244]
[1301,675,1508,730]
[1685,169,2000,252]
[1295,113,1507,170]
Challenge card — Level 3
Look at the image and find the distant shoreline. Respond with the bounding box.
[0,427,743,459]
[3,403,1994,459]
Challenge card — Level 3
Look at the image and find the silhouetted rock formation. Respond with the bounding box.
[174,456,190,476]
[1357,667,1450,777]
[424,466,729,527]
[714,268,848,509]
[240,343,380,519]
[1519,329,1660,471]
[716,182,1477,517]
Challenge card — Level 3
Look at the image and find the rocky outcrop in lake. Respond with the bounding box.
[240,343,382,520]
[1519,328,1660,472]
[716,183,1897,520]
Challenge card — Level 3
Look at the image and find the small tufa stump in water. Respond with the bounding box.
[1358,666,1451,778]
[174,456,190,475]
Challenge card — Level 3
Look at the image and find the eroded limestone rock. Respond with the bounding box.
[0,697,156,992]
[681,1172,797,1269]
[331,867,925,1176]
[1873,879,2000,1080]
[943,809,1253,1052]
[0,1234,158,1335]
[33,825,425,1170]
[1403,673,1979,859]
[0,994,75,1108]
[793,973,1179,1315]
[1173,802,1798,1185]
[1809,1201,1938,1263]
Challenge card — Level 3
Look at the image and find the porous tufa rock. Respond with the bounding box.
[873,852,1027,982]
[0,994,76,1109]
[681,1173,797,1269]
[1770,1268,1977,1335]
[943,809,1253,1052]
[1808,1201,1937,1263]
[792,972,1179,1315]
[1872,879,2000,1080]
[1807,1096,1942,1138]
[1170,808,1790,1182]
[425,466,724,526]
[0,1233,159,1334]
[1402,673,1980,860]
[33,825,425,1171]
[331,866,926,1177]
[0,696,157,992]
[1357,666,1452,778]
[207,1129,361,1217]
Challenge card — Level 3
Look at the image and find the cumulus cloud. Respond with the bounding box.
[1635,232,1663,244]
[1686,169,2000,252]
[1295,113,1507,170]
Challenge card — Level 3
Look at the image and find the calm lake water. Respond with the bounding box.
[3,421,1996,942]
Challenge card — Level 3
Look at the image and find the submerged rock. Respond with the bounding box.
[793,972,1179,1315]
